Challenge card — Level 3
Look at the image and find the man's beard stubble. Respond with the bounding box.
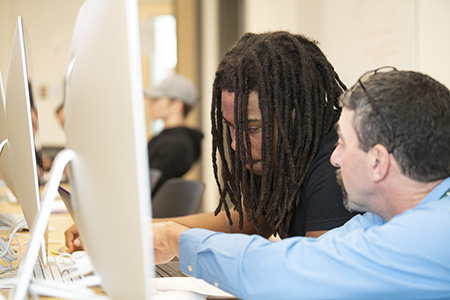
[335,168,353,213]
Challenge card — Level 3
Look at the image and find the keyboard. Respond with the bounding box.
[36,254,186,280]
[33,255,83,283]
[155,261,187,278]
[21,253,100,299]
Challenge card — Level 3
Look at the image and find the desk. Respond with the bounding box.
[0,193,239,300]
[0,194,73,257]
[0,194,102,299]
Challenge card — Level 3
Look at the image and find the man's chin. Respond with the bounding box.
[246,161,262,175]
[336,169,352,212]
[250,169,262,176]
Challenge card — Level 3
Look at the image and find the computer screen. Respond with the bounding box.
[63,0,153,298]
[4,16,46,259]
[0,68,18,200]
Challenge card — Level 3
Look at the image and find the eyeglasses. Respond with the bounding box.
[356,66,398,153]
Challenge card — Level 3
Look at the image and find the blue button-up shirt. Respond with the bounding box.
[179,177,450,299]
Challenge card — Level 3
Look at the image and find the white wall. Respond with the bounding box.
[200,0,220,212]
[0,0,84,147]
[416,0,450,87]
[243,0,450,88]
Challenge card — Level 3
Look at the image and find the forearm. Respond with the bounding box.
[154,209,272,237]
[153,211,233,233]
[163,222,187,257]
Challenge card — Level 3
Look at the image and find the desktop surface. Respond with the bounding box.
[0,187,103,300]
[0,194,239,300]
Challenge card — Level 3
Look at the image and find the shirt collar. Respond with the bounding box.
[416,177,450,207]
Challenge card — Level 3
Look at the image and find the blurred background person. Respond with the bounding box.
[144,74,203,195]
[55,102,65,129]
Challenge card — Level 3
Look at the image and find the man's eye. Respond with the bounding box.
[248,127,261,133]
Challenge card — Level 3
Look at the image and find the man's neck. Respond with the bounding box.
[381,178,443,221]
[163,114,186,129]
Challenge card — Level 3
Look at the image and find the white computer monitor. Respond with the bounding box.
[0,68,18,200]
[12,0,154,299]
[4,17,46,260]
[65,0,153,297]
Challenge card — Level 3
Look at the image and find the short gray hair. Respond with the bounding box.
[340,70,450,182]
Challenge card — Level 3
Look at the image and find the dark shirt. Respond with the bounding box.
[148,126,203,195]
[288,127,358,237]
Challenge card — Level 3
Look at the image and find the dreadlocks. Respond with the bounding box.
[211,31,346,238]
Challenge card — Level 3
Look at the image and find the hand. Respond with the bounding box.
[65,224,84,252]
[153,222,189,265]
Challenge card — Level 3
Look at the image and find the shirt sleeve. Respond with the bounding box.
[178,205,450,300]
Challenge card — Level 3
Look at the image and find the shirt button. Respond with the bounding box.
[188,265,193,272]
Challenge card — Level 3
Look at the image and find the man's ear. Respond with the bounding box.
[171,98,184,112]
[369,144,391,182]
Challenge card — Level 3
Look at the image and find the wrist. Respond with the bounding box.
[166,221,189,257]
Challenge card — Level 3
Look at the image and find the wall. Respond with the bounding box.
[0,0,85,147]
[243,0,450,88]
[199,0,220,212]
[417,0,450,87]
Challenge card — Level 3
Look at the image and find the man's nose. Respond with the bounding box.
[330,148,340,167]
[230,131,236,151]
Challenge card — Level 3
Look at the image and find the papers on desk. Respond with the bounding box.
[153,277,235,299]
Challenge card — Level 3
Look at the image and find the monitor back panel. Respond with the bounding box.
[64,0,154,298]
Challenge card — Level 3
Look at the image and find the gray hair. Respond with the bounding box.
[340,70,450,182]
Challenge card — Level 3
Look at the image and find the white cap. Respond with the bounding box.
[144,74,198,106]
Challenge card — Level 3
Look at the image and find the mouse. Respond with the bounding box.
[152,290,206,300]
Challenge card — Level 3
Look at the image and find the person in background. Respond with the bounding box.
[28,81,51,175]
[153,68,450,299]
[55,102,65,129]
[144,74,203,195]
[65,31,355,251]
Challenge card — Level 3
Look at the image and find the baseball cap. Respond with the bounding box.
[144,74,198,106]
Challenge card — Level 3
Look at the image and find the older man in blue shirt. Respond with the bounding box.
[153,68,450,299]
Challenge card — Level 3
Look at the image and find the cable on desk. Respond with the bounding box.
[0,217,27,274]
[0,218,106,299]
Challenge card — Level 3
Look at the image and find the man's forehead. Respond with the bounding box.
[337,108,356,137]
[221,91,261,116]
[221,90,259,102]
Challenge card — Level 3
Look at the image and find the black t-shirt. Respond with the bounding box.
[148,126,203,195]
[288,127,357,237]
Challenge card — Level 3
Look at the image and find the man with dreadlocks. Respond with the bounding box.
[65,31,354,251]
[206,31,355,238]
[150,31,354,239]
